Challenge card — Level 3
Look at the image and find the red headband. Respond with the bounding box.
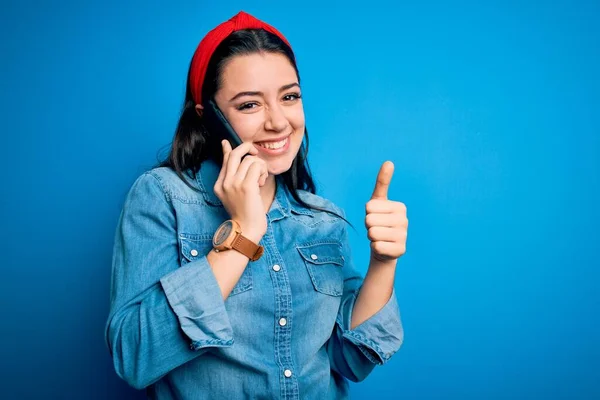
[189,11,292,106]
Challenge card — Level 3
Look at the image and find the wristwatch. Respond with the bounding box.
[212,220,264,261]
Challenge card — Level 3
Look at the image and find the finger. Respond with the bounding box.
[370,161,394,200]
[214,140,231,195]
[259,169,268,186]
[371,241,405,258]
[232,141,258,157]
[234,156,264,185]
[245,161,266,189]
[222,139,232,153]
[224,142,258,186]
[257,160,269,186]
[365,199,401,214]
[365,213,402,229]
[216,140,231,182]
[367,226,404,242]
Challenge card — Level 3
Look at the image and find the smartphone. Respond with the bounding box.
[203,99,243,148]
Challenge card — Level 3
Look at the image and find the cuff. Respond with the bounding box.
[340,289,404,364]
[160,256,234,351]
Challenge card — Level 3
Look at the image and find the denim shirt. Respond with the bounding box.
[105,160,404,399]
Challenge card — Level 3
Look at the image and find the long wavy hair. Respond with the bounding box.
[157,28,348,222]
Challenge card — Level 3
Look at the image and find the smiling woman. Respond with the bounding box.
[104,10,407,400]
[210,52,305,175]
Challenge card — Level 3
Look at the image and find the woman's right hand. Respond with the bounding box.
[213,140,269,242]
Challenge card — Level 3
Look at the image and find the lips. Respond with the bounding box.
[255,135,291,154]
[256,137,288,150]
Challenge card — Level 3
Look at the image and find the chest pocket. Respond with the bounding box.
[179,233,253,296]
[297,242,345,297]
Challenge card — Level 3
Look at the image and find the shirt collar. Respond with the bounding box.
[195,160,312,221]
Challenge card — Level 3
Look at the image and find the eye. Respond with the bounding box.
[237,102,259,111]
[282,92,302,102]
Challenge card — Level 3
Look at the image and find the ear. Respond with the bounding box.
[195,104,204,117]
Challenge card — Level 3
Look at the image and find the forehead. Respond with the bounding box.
[219,52,298,93]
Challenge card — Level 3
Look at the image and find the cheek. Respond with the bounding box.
[289,107,305,130]
[288,108,305,149]
[229,114,264,141]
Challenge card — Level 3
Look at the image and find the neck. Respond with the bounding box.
[260,175,278,214]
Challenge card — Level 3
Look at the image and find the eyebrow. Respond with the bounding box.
[228,83,300,102]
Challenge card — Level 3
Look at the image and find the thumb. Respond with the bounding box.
[370,161,394,200]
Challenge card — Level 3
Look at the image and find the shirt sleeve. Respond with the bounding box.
[326,209,404,382]
[104,172,233,390]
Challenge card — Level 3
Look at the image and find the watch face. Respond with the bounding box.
[214,220,233,246]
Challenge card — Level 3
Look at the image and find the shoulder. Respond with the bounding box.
[128,167,204,204]
[295,189,346,219]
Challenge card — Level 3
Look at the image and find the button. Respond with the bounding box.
[190,249,198,257]
[272,264,281,272]
[310,254,318,260]
[284,369,292,378]
[279,318,287,326]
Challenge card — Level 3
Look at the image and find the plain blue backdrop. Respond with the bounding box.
[1,0,599,399]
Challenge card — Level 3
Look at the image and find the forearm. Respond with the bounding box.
[350,255,397,329]
[206,249,251,299]
[206,230,263,300]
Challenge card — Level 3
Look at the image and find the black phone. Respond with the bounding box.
[203,99,243,148]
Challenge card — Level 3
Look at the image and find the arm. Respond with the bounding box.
[351,256,397,329]
[105,173,247,389]
[327,160,408,380]
[326,216,404,382]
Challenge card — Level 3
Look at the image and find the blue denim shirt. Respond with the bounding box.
[105,160,403,399]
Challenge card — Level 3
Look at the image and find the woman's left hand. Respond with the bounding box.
[365,161,408,263]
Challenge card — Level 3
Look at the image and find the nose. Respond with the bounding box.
[264,103,289,133]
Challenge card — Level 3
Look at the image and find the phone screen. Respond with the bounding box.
[204,99,243,148]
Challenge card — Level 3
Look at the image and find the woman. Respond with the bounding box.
[105,11,407,399]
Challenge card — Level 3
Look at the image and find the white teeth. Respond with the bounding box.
[258,137,287,150]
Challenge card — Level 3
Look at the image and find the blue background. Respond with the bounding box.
[2,0,599,399]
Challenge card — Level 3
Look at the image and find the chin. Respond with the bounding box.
[267,157,295,176]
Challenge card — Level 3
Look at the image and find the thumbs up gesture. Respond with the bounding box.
[366,161,408,263]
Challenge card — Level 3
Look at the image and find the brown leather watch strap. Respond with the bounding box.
[232,233,264,261]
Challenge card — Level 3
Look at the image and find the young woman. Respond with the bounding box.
[105,11,408,399]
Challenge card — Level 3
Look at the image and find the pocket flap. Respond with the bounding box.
[179,233,213,262]
[297,242,344,266]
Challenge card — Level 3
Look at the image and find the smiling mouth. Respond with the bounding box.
[256,136,289,150]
